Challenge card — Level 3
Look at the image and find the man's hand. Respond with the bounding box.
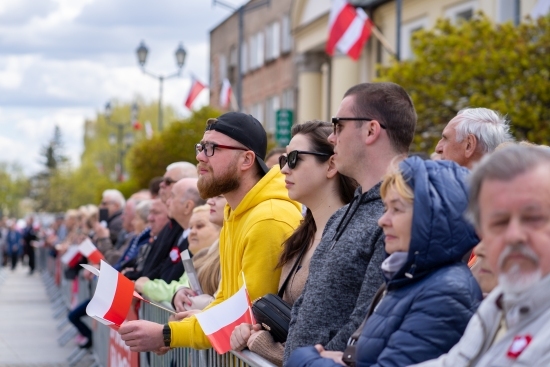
[230,323,261,351]
[93,222,110,240]
[169,310,201,322]
[134,277,150,293]
[118,320,164,352]
[173,287,197,312]
[153,346,171,356]
[316,345,345,366]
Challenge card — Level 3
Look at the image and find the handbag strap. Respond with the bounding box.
[277,244,308,298]
[349,283,387,342]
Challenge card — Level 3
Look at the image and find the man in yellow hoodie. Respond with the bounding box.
[119,112,302,352]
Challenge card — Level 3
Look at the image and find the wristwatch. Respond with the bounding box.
[162,323,171,347]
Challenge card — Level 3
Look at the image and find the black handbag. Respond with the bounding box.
[251,245,306,343]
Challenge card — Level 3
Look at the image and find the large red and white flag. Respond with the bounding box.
[219,78,232,109]
[60,245,82,268]
[86,260,134,327]
[184,76,207,110]
[78,238,104,265]
[195,285,255,354]
[326,0,373,60]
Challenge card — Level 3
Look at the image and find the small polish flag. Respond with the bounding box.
[219,78,232,109]
[195,285,255,354]
[185,76,207,110]
[86,260,134,327]
[78,238,104,265]
[326,0,373,60]
[61,245,82,268]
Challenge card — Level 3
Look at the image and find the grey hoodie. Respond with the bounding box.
[283,183,386,364]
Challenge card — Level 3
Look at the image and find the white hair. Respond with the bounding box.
[166,161,198,179]
[102,189,126,209]
[453,108,514,153]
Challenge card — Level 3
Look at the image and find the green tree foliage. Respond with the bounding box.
[377,13,550,152]
[0,162,29,217]
[128,106,221,188]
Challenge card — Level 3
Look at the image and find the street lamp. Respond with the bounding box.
[105,101,138,182]
[135,40,186,132]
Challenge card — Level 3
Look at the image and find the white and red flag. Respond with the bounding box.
[60,245,82,268]
[219,78,232,109]
[86,260,134,327]
[195,284,255,354]
[326,0,373,60]
[78,238,104,265]
[184,76,207,110]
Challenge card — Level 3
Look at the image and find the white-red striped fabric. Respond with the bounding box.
[184,76,207,109]
[78,238,104,265]
[326,0,373,60]
[86,260,134,327]
[195,285,254,354]
[219,78,232,109]
[60,245,82,268]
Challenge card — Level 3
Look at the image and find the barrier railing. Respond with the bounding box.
[43,256,277,367]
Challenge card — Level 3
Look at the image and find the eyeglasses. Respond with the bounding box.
[331,117,386,136]
[279,150,331,170]
[162,177,178,186]
[195,142,249,157]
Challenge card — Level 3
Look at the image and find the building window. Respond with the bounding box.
[240,41,248,74]
[219,54,227,82]
[250,102,264,124]
[282,88,294,110]
[249,32,265,70]
[444,1,477,22]
[266,22,281,61]
[281,14,292,53]
[265,96,280,133]
[497,0,517,23]
[400,16,428,60]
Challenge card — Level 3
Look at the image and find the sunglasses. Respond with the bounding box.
[331,117,386,136]
[162,177,179,186]
[279,150,331,170]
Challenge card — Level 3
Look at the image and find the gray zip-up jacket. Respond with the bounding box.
[283,183,386,364]
[411,274,550,367]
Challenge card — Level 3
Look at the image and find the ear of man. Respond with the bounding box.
[364,120,385,146]
[464,134,478,159]
[326,156,338,179]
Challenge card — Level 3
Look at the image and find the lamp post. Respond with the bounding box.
[105,101,138,182]
[136,41,186,132]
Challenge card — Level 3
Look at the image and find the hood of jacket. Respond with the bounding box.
[388,157,479,288]
[225,165,301,220]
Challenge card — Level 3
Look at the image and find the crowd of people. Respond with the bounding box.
[10,81,550,366]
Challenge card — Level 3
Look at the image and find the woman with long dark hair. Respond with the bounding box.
[230,121,357,366]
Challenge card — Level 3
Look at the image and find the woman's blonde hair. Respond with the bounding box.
[192,204,210,214]
[380,163,414,202]
[193,240,221,296]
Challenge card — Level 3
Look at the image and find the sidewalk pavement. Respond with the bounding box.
[0,264,91,367]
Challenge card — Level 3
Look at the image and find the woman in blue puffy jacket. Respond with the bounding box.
[287,157,482,367]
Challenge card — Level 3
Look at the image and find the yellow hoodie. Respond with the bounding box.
[169,166,302,349]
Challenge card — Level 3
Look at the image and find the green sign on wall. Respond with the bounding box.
[275,109,293,146]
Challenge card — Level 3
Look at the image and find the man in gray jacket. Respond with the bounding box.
[284,82,417,363]
[413,145,550,367]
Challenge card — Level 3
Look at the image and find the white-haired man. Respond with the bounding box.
[413,145,550,366]
[435,108,513,168]
[99,189,126,245]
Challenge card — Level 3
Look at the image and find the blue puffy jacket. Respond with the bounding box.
[287,157,482,367]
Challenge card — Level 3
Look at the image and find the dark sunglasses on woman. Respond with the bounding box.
[279,150,330,170]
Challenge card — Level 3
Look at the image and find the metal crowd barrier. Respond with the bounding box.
[42,256,276,367]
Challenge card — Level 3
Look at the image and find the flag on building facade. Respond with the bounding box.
[86,260,134,327]
[326,0,373,60]
[184,76,207,109]
[219,78,232,109]
[195,285,254,354]
[78,238,104,265]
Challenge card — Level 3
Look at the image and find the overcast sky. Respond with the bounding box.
[0,0,247,175]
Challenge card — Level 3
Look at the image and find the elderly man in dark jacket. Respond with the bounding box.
[288,157,482,367]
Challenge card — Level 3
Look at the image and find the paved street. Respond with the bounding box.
[0,264,92,367]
